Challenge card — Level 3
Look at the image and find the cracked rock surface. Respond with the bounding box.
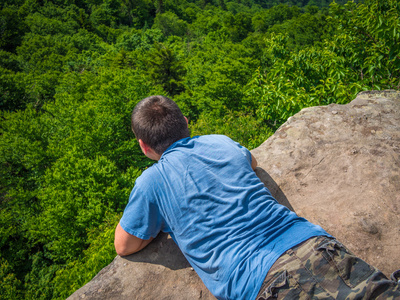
[69,90,400,300]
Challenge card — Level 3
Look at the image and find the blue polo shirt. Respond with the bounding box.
[120,135,330,300]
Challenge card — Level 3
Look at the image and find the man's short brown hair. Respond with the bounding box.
[131,95,190,154]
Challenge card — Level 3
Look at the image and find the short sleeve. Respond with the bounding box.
[221,135,252,165]
[119,177,164,240]
[236,141,252,165]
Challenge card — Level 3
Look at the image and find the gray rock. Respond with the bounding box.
[69,233,215,300]
[69,90,400,299]
[252,90,400,277]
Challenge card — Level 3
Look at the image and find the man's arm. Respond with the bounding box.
[114,223,154,256]
[251,153,258,171]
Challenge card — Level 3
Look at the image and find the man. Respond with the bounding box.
[115,95,400,299]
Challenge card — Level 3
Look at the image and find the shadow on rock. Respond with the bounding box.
[254,167,295,212]
[121,232,191,270]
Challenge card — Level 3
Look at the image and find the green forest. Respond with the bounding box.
[0,0,399,298]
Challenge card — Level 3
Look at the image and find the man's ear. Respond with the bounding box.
[184,116,188,126]
[138,139,161,161]
[138,139,149,155]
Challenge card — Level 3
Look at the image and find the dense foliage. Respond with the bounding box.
[0,0,398,298]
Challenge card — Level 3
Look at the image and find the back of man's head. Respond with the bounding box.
[131,95,190,154]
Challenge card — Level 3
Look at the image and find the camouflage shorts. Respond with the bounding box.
[256,236,400,300]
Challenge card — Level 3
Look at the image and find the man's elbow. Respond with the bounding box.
[114,241,138,257]
[115,249,134,257]
[114,223,154,256]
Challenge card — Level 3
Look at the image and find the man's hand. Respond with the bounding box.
[114,223,153,256]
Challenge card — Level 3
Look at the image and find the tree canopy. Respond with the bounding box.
[1,0,399,298]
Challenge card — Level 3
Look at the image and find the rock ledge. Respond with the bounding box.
[69,90,400,300]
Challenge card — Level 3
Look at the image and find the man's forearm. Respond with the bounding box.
[114,223,154,256]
